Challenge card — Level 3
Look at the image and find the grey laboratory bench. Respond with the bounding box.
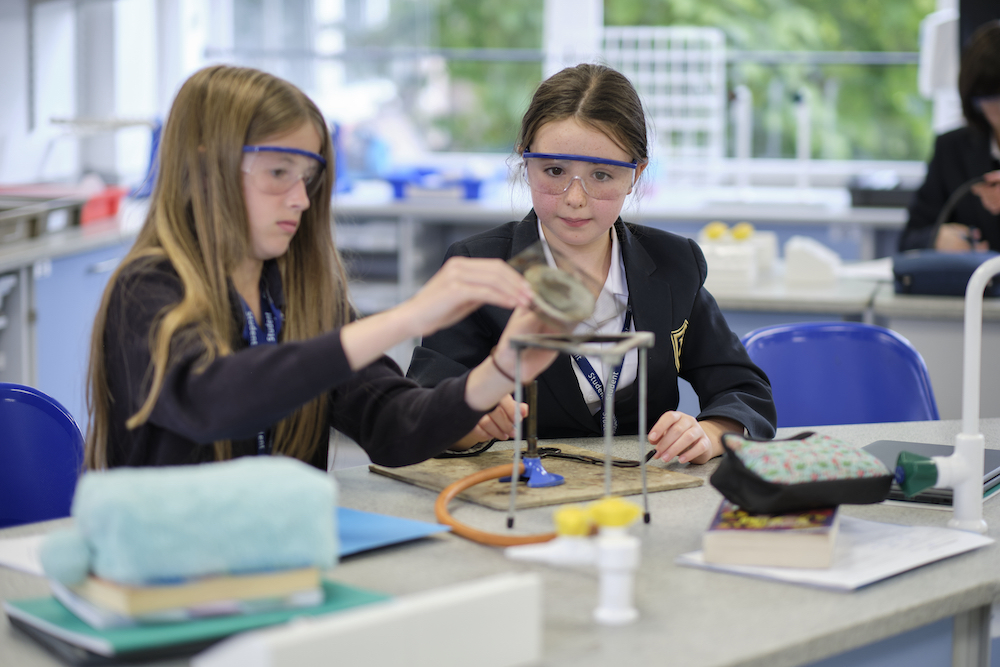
[0,222,137,429]
[707,277,1000,422]
[872,283,1000,421]
[2,419,999,667]
[707,274,1000,421]
[710,274,881,339]
[330,190,907,308]
[0,194,906,431]
[7,193,998,428]
[331,189,904,397]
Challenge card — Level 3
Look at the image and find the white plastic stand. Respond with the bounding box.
[592,526,640,625]
[506,525,640,626]
[929,255,1000,533]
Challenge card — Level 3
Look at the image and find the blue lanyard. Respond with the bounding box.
[238,286,283,454]
[572,304,633,435]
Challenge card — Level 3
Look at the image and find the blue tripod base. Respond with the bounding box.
[500,457,565,488]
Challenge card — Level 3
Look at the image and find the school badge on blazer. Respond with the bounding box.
[671,320,688,372]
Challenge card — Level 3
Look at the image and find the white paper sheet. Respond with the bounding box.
[836,257,894,281]
[676,516,994,591]
[0,535,46,577]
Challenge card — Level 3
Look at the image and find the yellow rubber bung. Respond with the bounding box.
[731,221,755,240]
[553,505,593,536]
[589,496,642,528]
[702,221,728,240]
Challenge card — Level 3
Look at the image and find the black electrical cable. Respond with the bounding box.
[930,174,987,243]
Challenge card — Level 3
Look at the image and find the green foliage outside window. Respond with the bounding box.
[432,0,938,161]
[432,0,543,152]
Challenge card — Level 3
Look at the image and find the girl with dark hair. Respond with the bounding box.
[900,20,1000,252]
[85,65,559,470]
[408,63,776,464]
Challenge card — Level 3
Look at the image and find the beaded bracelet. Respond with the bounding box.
[489,346,516,383]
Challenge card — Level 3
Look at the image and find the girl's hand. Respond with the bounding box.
[402,257,534,338]
[935,223,989,252]
[491,305,566,382]
[971,171,1000,216]
[464,305,564,412]
[648,414,744,464]
[341,258,534,373]
[452,395,527,448]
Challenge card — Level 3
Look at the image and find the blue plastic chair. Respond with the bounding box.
[0,383,85,528]
[740,322,940,428]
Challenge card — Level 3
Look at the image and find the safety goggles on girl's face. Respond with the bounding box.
[973,94,1000,110]
[241,146,327,196]
[522,152,638,200]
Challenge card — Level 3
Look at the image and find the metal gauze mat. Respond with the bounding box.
[509,241,598,326]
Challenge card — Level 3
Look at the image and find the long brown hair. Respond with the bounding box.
[516,64,650,167]
[85,65,350,469]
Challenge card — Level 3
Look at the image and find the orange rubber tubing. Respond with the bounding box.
[434,462,557,547]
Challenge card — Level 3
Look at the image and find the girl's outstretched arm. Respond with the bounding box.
[339,256,534,371]
[340,256,562,411]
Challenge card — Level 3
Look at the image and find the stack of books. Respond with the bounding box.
[5,579,388,662]
[3,508,448,661]
[702,500,841,569]
[51,566,324,629]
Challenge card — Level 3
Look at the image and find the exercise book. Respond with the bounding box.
[337,507,449,555]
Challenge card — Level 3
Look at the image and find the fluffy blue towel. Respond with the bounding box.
[41,457,337,586]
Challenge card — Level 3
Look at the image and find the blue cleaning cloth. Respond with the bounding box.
[41,457,337,586]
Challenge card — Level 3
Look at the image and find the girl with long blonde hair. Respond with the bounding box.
[85,65,557,469]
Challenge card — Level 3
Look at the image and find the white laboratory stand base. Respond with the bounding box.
[191,573,541,667]
[506,524,641,627]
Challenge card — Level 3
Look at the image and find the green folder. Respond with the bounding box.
[4,580,389,661]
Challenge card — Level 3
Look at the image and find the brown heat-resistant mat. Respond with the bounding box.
[368,443,702,510]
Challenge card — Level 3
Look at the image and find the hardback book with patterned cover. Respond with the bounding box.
[67,567,321,620]
[703,500,840,569]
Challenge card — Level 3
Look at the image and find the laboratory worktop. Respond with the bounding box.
[711,274,880,315]
[2,419,999,667]
[0,186,906,275]
[330,182,908,229]
[0,221,136,276]
[331,420,1000,667]
[873,282,1000,321]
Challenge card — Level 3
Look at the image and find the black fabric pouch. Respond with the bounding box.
[893,250,1000,297]
[710,432,894,514]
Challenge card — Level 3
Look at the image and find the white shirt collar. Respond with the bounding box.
[536,220,636,413]
[536,221,628,331]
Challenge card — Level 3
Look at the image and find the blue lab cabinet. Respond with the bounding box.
[34,242,131,432]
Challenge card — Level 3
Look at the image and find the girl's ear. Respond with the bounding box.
[627,161,649,195]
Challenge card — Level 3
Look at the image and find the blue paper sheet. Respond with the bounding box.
[336,508,450,557]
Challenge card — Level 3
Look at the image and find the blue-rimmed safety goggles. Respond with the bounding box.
[242,146,327,196]
[973,94,1000,109]
[521,152,638,200]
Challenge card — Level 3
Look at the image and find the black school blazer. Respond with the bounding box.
[407,211,776,440]
[900,125,1000,251]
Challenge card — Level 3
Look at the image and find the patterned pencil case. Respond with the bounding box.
[710,432,893,514]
